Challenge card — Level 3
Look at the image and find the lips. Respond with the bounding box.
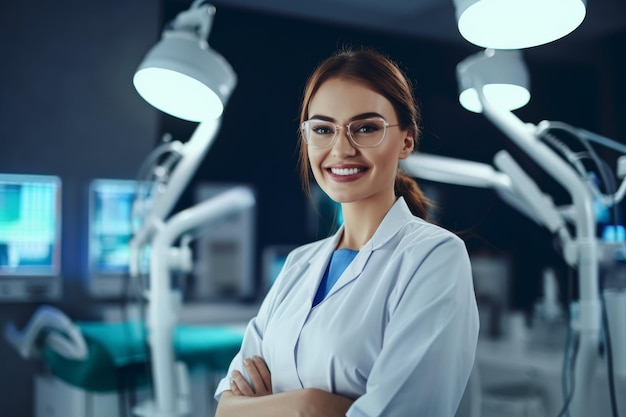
[325,165,368,182]
[329,167,366,176]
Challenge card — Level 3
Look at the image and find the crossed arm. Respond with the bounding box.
[215,356,354,417]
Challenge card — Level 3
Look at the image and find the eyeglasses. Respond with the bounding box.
[301,117,399,148]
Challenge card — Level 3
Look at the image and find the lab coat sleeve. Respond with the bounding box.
[213,319,262,400]
[213,256,289,400]
[347,235,479,417]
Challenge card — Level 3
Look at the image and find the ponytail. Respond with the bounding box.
[395,170,432,221]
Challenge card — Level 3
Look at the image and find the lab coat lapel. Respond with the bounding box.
[280,232,341,388]
[303,230,343,305]
[321,197,414,301]
[322,241,372,301]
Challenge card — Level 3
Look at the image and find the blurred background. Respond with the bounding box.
[0,0,625,415]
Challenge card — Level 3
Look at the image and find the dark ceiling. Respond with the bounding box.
[204,0,626,61]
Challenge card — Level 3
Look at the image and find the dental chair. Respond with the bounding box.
[5,305,243,417]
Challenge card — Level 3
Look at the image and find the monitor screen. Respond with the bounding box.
[87,179,139,298]
[0,173,62,301]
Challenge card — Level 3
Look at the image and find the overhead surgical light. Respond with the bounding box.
[453,0,587,49]
[456,48,530,113]
[133,0,237,121]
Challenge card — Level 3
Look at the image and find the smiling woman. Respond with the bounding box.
[213,47,480,417]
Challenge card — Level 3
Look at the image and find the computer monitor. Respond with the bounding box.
[87,178,139,298]
[0,173,62,301]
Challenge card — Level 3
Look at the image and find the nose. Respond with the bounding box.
[331,127,357,157]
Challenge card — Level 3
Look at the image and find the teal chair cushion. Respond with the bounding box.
[42,321,243,393]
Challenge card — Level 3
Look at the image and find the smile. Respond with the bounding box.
[329,167,366,176]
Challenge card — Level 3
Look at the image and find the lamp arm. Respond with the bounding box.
[493,150,565,234]
[129,120,221,277]
[402,151,577,265]
[493,150,576,266]
[401,153,510,189]
[474,78,600,417]
[474,78,598,280]
[169,2,215,41]
[143,186,256,416]
[401,153,544,225]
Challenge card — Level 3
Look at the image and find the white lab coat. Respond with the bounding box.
[215,197,479,416]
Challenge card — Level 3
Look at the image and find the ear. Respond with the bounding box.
[399,135,414,160]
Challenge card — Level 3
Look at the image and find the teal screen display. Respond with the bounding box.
[89,179,137,275]
[0,174,61,275]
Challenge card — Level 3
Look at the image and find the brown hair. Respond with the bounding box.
[297,47,431,220]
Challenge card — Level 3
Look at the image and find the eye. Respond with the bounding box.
[310,122,335,135]
[352,120,383,135]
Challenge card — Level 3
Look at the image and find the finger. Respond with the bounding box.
[243,357,267,394]
[252,356,272,392]
[231,370,255,397]
[229,379,243,396]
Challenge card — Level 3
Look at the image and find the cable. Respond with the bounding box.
[557,329,579,417]
[538,122,621,229]
[576,127,626,155]
[560,318,572,417]
[560,265,574,417]
[540,132,588,178]
[601,288,621,417]
[541,123,622,416]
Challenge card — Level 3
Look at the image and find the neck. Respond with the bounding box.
[337,193,397,250]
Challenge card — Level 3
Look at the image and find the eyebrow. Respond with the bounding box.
[308,112,385,122]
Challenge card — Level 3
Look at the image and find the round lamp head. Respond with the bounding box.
[457,49,530,113]
[454,0,586,49]
[133,33,237,122]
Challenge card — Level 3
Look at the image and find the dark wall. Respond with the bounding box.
[0,1,160,415]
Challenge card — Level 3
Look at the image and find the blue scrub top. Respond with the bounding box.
[312,248,359,307]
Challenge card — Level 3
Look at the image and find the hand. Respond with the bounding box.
[230,355,272,397]
[296,388,354,417]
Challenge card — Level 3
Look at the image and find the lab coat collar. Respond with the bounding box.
[308,197,414,305]
[328,196,414,253]
[363,196,415,252]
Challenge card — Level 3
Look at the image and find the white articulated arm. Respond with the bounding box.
[4,305,87,360]
[129,119,221,278]
[143,186,256,416]
[402,153,542,225]
[475,79,599,417]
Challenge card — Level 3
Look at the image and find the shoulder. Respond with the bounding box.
[384,219,474,312]
[377,205,468,261]
[401,217,466,249]
[374,197,466,255]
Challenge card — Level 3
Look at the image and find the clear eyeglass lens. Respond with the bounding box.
[303,117,387,148]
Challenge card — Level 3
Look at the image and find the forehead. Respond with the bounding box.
[308,77,394,119]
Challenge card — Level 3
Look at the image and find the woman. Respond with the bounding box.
[214,47,479,417]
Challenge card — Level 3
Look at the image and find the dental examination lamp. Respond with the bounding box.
[454,47,626,417]
[129,2,244,416]
[453,0,586,49]
[133,0,236,122]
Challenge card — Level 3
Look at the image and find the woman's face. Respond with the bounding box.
[306,77,414,207]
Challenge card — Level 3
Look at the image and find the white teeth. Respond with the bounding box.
[330,167,364,176]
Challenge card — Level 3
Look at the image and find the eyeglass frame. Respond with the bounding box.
[300,116,400,149]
